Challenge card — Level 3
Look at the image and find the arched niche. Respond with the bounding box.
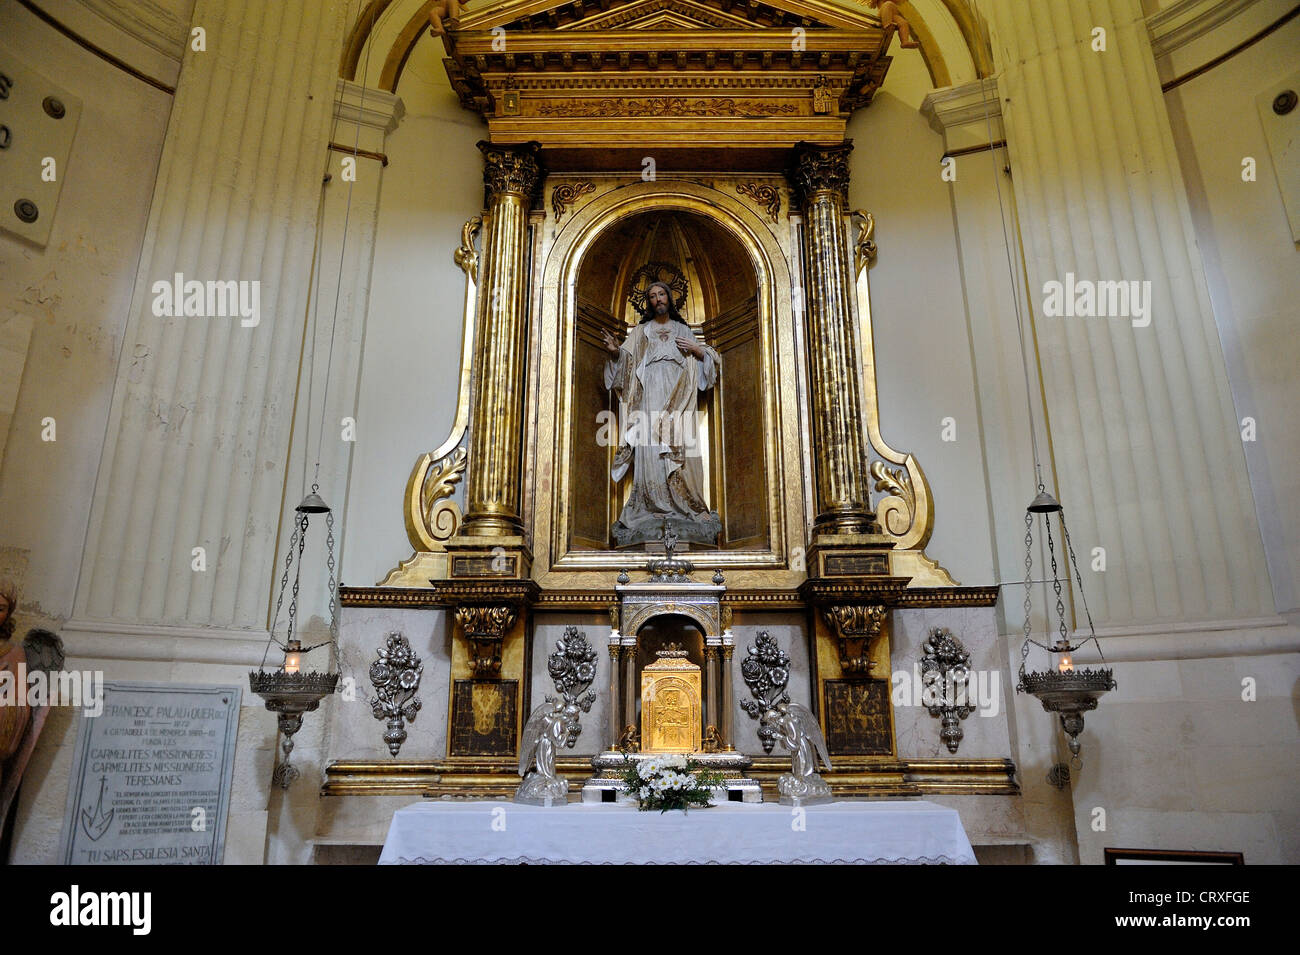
[534,179,805,581]
[631,612,706,691]
[569,209,765,552]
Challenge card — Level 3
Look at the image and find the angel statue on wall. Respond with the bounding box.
[765,702,835,807]
[515,627,598,806]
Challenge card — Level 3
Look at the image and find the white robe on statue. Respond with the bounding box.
[604,318,722,547]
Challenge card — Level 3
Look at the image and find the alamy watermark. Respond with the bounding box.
[151,272,260,327]
[595,408,703,452]
[49,885,150,934]
[890,663,1001,717]
[1041,272,1151,328]
[0,664,104,716]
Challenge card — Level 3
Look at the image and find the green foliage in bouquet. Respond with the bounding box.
[619,754,727,812]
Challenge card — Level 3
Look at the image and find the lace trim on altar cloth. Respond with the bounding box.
[381,855,972,865]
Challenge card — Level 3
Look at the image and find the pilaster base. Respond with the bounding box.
[442,535,533,580]
[803,531,897,579]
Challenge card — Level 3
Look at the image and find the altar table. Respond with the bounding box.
[378,799,976,865]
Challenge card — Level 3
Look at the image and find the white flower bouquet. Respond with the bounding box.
[618,753,726,812]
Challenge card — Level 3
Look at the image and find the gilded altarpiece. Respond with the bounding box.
[336,0,1012,798]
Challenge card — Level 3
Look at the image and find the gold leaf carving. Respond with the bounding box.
[455,604,517,680]
[537,97,799,118]
[822,603,888,676]
[551,179,597,221]
[423,447,468,545]
[851,210,876,276]
[455,216,482,276]
[871,460,915,539]
[736,181,781,223]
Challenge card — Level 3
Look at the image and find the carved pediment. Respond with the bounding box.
[576,6,754,32]
[484,0,854,33]
[554,0,830,32]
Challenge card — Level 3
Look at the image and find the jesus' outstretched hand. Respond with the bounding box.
[601,327,622,356]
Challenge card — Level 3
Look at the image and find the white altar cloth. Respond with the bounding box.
[378,799,976,865]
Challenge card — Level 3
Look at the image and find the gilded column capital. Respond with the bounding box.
[477,140,543,208]
[788,141,853,208]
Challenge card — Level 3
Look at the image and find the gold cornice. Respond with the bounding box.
[484,74,851,90]
[799,575,911,605]
[320,754,1019,796]
[342,586,444,608]
[434,579,541,605]
[453,28,886,51]
[340,584,1000,608]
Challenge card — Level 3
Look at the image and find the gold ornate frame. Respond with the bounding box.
[529,177,809,591]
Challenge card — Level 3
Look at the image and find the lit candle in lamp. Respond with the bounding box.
[1057,652,1074,673]
[284,639,302,674]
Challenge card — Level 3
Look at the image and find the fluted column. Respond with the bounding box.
[70,0,351,643]
[623,639,638,748]
[458,141,542,539]
[789,143,874,535]
[721,643,734,750]
[704,645,719,747]
[608,641,621,749]
[985,0,1273,623]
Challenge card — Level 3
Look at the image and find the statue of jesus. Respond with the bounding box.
[601,280,723,548]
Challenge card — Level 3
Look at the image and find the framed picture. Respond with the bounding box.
[1104,847,1244,865]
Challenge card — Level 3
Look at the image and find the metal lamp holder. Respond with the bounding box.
[1015,484,1116,763]
[249,484,341,788]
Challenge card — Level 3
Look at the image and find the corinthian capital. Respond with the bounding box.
[478,140,543,207]
[788,141,853,208]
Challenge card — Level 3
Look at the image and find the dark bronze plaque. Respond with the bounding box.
[449,680,519,756]
[452,555,516,577]
[822,679,893,755]
[823,553,889,576]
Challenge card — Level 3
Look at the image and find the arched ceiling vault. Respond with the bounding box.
[340,0,991,96]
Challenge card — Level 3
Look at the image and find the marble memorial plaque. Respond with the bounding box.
[59,682,241,865]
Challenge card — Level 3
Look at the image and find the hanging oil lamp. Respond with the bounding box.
[249,485,341,787]
[1016,485,1116,761]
